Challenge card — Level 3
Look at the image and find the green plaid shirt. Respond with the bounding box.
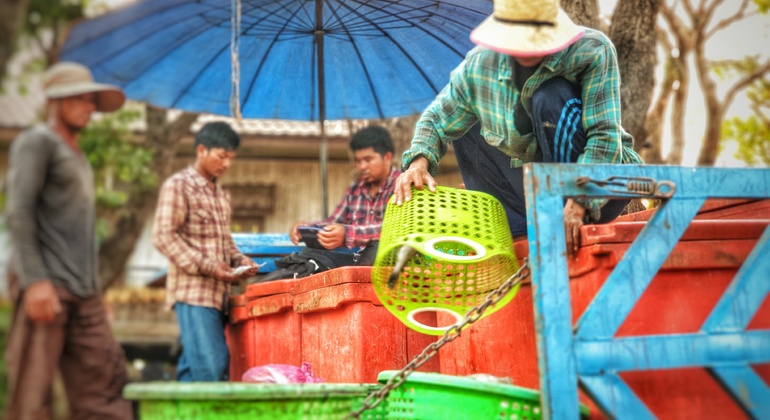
[402,28,643,220]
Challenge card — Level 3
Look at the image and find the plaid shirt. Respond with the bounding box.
[319,167,401,248]
[153,166,244,311]
[402,28,643,219]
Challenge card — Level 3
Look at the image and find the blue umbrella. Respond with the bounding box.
[61,0,492,214]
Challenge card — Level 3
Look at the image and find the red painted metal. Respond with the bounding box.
[616,198,770,222]
[438,218,770,420]
[226,266,440,383]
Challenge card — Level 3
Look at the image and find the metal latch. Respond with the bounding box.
[575,176,676,198]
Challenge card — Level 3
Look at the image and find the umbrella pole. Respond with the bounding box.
[316,0,329,219]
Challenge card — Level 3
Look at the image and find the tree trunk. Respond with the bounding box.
[98,106,198,289]
[562,0,601,29]
[666,54,688,164]
[693,33,723,166]
[608,0,662,151]
[643,55,678,164]
[0,0,30,80]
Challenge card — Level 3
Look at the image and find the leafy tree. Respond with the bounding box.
[0,0,31,81]
[649,0,770,165]
[79,107,154,240]
[22,0,85,66]
[718,57,770,166]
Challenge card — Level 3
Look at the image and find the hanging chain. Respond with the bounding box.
[346,260,531,419]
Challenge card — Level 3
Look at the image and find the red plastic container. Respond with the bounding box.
[226,267,440,384]
[438,218,770,420]
[226,278,301,381]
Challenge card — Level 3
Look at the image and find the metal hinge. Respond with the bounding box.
[575,176,676,198]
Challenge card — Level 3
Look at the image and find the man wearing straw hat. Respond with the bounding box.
[395,0,643,255]
[4,62,132,419]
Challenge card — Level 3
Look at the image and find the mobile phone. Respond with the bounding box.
[298,225,325,249]
[232,266,250,275]
[232,262,266,276]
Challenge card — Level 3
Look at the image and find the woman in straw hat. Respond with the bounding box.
[5,62,133,419]
[394,0,643,255]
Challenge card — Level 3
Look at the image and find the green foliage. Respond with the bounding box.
[719,58,770,167]
[79,108,156,212]
[722,115,770,166]
[23,0,85,37]
[755,0,770,14]
[711,56,762,81]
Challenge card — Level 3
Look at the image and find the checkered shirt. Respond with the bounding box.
[153,166,245,311]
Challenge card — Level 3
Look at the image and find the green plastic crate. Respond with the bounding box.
[124,382,386,419]
[378,371,588,420]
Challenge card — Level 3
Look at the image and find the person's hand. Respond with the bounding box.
[289,221,308,245]
[564,199,586,257]
[23,280,62,325]
[212,261,240,283]
[318,223,345,250]
[394,156,436,205]
[233,257,261,279]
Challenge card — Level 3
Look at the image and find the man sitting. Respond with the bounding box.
[262,126,401,281]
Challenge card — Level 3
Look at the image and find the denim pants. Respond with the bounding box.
[174,302,229,381]
[454,77,628,236]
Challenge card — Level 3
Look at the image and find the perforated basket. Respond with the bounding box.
[123,382,386,419]
[372,186,519,335]
[377,371,589,420]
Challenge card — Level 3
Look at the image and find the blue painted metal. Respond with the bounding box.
[523,163,770,419]
[232,233,357,273]
[575,198,704,339]
[232,233,302,273]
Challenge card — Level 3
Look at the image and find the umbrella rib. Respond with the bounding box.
[166,0,296,109]
[324,0,384,119]
[241,0,311,115]
[63,0,190,50]
[335,0,440,95]
[348,0,473,58]
[65,4,217,75]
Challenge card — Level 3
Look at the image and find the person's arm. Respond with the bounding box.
[6,133,63,324]
[574,34,628,223]
[397,53,480,204]
[578,35,625,166]
[6,133,51,288]
[401,58,479,176]
[152,179,220,277]
[339,169,400,247]
[313,185,354,249]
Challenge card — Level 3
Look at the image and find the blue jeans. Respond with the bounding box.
[174,302,229,381]
[454,77,628,236]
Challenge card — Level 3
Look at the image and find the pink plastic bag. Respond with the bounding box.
[241,362,325,384]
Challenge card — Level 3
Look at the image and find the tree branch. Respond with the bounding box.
[722,60,770,114]
[660,2,691,47]
[682,0,697,16]
[706,0,751,39]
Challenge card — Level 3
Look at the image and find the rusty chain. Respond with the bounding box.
[347,259,531,419]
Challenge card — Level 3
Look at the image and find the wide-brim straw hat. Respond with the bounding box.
[471,0,584,57]
[43,62,125,112]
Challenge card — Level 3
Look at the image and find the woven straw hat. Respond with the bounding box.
[43,62,125,112]
[470,0,584,57]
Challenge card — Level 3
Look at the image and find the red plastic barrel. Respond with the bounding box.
[226,266,440,383]
[438,216,770,420]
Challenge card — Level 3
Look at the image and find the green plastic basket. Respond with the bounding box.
[123,382,386,420]
[372,187,520,335]
[378,371,589,420]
